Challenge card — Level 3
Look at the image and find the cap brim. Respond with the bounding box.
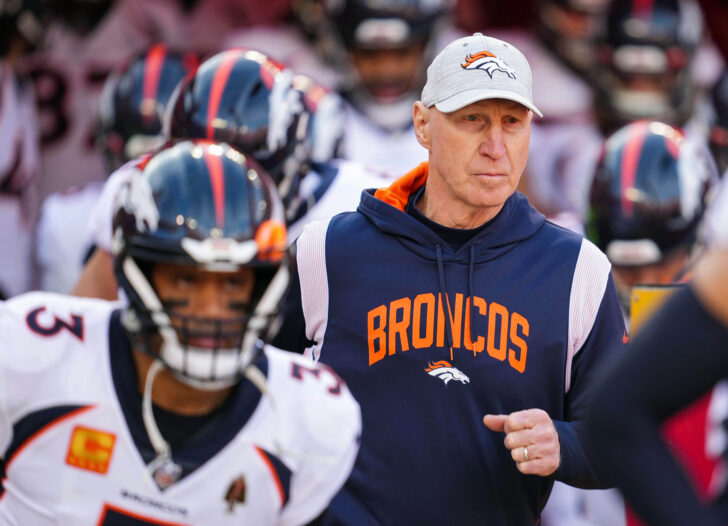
[434,89,543,118]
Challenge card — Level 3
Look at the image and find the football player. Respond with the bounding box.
[36,44,198,294]
[592,0,709,136]
[0,140,361,525]
[542,120,719,526]
[297,0,451,175]
[585,168,728,526]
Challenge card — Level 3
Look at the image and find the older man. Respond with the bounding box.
[284,33,625,525]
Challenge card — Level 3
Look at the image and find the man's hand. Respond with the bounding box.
[483,409,560,477]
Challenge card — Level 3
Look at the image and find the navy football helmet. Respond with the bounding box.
[96,44,199,172]
[166,48,312,216]
[588,120,717,267]
[112,140,290,389]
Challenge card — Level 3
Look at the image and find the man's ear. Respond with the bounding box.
[413,101,431,150]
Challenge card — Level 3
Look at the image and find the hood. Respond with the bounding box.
[359,162,546,264]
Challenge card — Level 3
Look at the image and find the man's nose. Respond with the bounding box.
[479,125,506,159]
[191,280,231,319]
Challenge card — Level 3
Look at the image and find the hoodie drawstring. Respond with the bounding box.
[436,244,478,361]
[469,245,476,357]
[435,244,455,360]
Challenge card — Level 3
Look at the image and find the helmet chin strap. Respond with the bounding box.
[142,359,182,489]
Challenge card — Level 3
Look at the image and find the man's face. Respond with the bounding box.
[151,263,256,349]
[414,98,532,217]
[350,42,426,100]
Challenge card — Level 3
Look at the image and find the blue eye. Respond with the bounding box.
[466,114,478,122]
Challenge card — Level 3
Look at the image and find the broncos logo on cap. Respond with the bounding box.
[425,361,470,385]
[461,51,516,80]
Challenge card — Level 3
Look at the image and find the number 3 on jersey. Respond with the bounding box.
[290,363,344,395]
[26,306,84,341]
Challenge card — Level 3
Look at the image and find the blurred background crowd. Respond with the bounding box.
[1,0,728,523]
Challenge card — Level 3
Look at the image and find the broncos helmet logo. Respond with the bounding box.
[461,51,516,80]
[424,361,470,385]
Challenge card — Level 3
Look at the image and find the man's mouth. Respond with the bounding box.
[187,336,234,349]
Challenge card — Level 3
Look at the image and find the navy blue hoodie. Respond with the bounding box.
[292,162,626,525]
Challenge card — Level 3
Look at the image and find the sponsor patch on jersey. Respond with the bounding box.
[424,360,470,385]
[461,51,517,79]
[66,425,116,474]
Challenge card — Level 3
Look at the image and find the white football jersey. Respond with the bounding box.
[339,103,427,178]
[36,182,103,293]
[0,292,361,526]
[288,160,394,241]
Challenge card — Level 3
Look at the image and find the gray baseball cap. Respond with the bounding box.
[421,32,543,117]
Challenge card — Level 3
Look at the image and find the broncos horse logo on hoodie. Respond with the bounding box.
[425,360,470,385]
[461,51,516,80]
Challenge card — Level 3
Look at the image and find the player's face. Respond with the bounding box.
[151,263,256,349]
[415,98,532,220]
[351,42,425,99]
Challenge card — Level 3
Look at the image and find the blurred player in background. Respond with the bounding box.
[0,140,361,524]
[542,119,719,526]
[36,44,198,293]
[0,0,50,298]
[591,0,713,137]
[74,48,392,300]
[296,0,452,175]
[585,173,728,526]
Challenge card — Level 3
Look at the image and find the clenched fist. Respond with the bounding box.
[483,409,560,476]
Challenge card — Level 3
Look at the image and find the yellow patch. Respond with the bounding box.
[66,426,116,474]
